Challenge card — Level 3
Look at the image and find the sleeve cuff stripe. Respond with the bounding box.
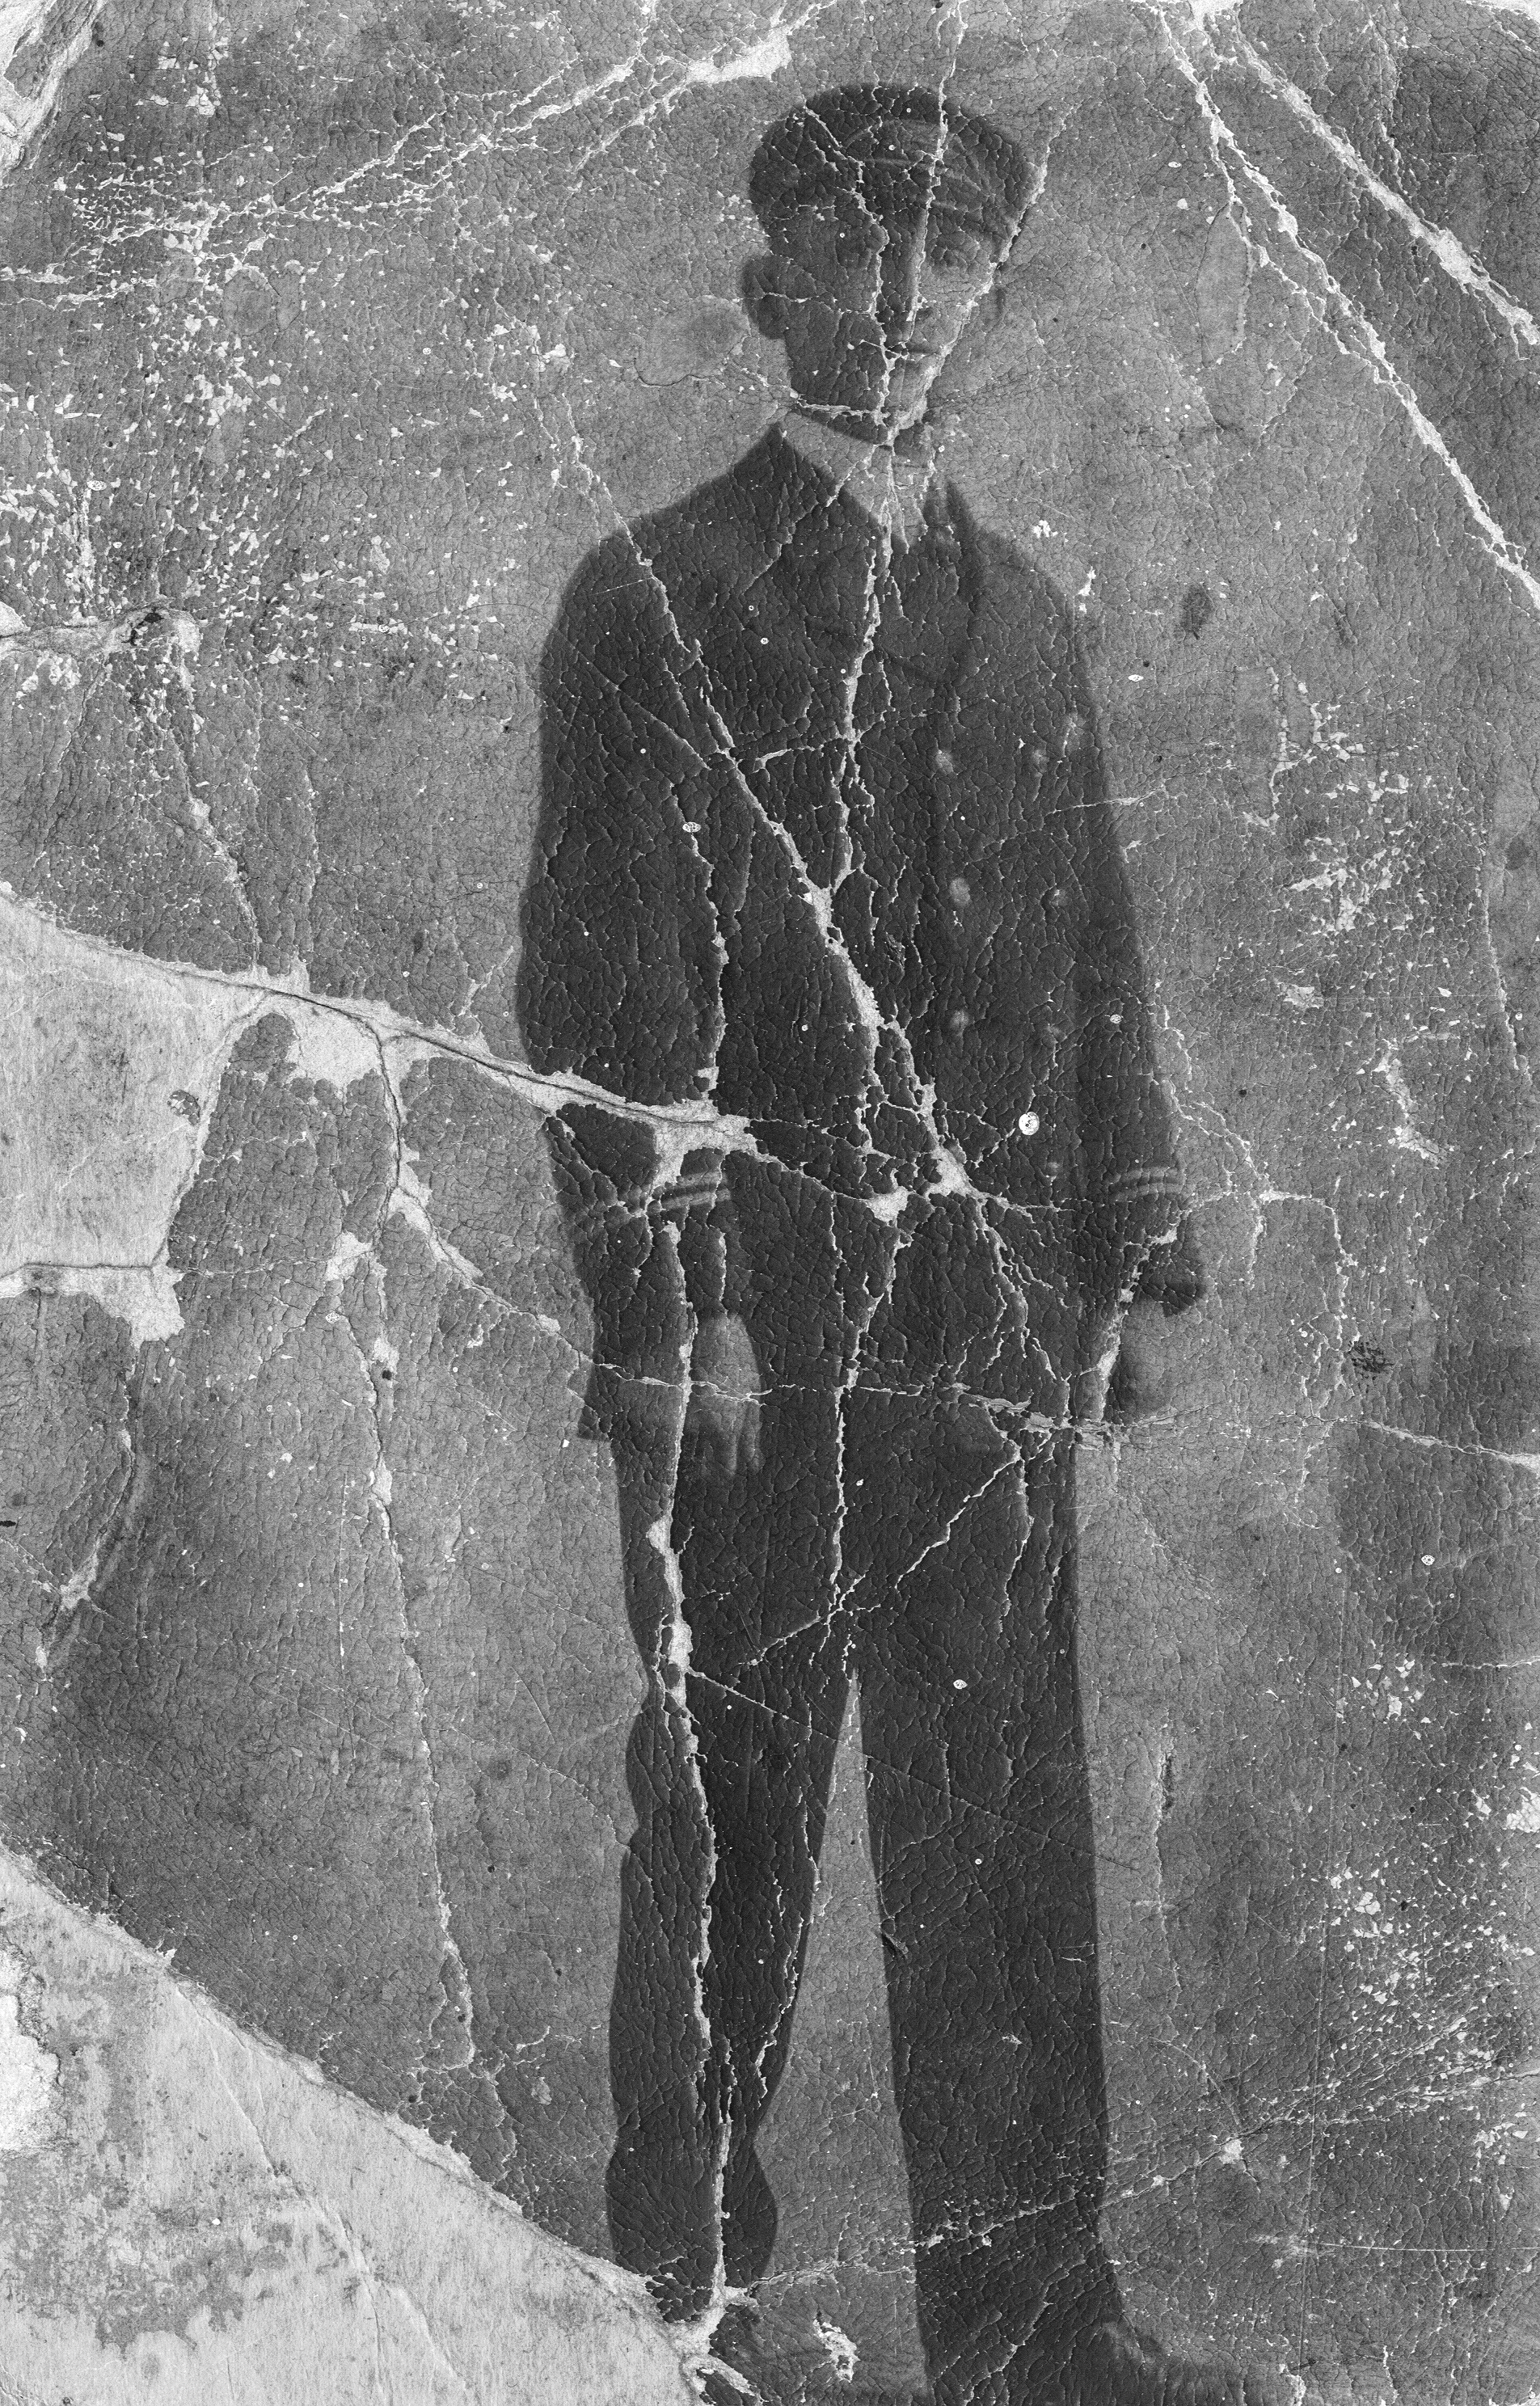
[1106,1167,1187,1197]
[657,1176,726,1210]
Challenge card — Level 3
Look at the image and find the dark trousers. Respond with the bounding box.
[605,1368,1119,2404]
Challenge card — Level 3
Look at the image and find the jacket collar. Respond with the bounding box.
[777,411,941,547]
[713,425,978,655]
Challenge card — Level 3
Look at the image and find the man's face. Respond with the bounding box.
[770,200,1004,432]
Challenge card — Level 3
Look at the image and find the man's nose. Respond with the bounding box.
[875,240,923,337]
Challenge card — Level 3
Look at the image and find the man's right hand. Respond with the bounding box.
[686,1313,764,1479]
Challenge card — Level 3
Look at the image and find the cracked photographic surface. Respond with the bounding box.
[3,0,1540,2400]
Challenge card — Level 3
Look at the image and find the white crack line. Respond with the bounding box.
[0,889,1099,1372]
[1357,1418,1540,1481]
[1154,7,1540,624]
[0,0,105,184]
[0,884,749,1158]
[1222,26,1540,356]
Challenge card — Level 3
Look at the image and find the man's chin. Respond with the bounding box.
[789,370,935,444]
[887,365,935,415]
[873,379,936,442]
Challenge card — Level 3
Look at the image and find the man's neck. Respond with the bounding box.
[778,407,940,548]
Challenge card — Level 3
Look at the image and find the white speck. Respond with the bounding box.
[324,1232,370,1285]
[1377,1043,1442,1162]
[815,2319,859,2384]
[684,27,792,83]
[0,1974,56,2152]
[1017,1111,1040,1138]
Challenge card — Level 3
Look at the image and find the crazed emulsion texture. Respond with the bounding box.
[2,0,1540,2400]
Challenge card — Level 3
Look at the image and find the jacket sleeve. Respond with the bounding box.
[517,536,748,1431]
[1066,629,1205,1321]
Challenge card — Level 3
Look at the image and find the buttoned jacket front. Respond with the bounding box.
[518,428,1196,1433]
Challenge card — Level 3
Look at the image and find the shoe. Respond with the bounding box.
[696,2366,758,2406]
[1070,2319,1293,2406]
[691,2300,765,2406]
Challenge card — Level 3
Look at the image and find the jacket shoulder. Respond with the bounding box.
[967,521,1095,724]
[559,450,765,613]
[540,522,704,746]
[956,503,1078,654]
[544,460,766,698]
[546,525,666,661]
[630,454,776,623]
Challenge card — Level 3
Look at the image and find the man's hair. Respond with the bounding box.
[749,84,1032,251]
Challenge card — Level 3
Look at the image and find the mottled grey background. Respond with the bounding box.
[3,0,1540,2396]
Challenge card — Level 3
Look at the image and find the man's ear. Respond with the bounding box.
[740,253,791,340]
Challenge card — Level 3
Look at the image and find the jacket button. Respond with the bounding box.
[1017,1110,1040,1137]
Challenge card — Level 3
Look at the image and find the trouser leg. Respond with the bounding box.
[850,1404,1119,2404]
[691,1594,849,2291]
[605,1386,846,2316]
[604,1401,717,2316]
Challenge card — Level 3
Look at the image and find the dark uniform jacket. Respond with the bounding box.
[517,426,1200,1437]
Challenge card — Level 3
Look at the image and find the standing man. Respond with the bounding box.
[519,85,1261,2406]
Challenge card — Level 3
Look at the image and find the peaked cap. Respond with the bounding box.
[749,83,1032,247]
